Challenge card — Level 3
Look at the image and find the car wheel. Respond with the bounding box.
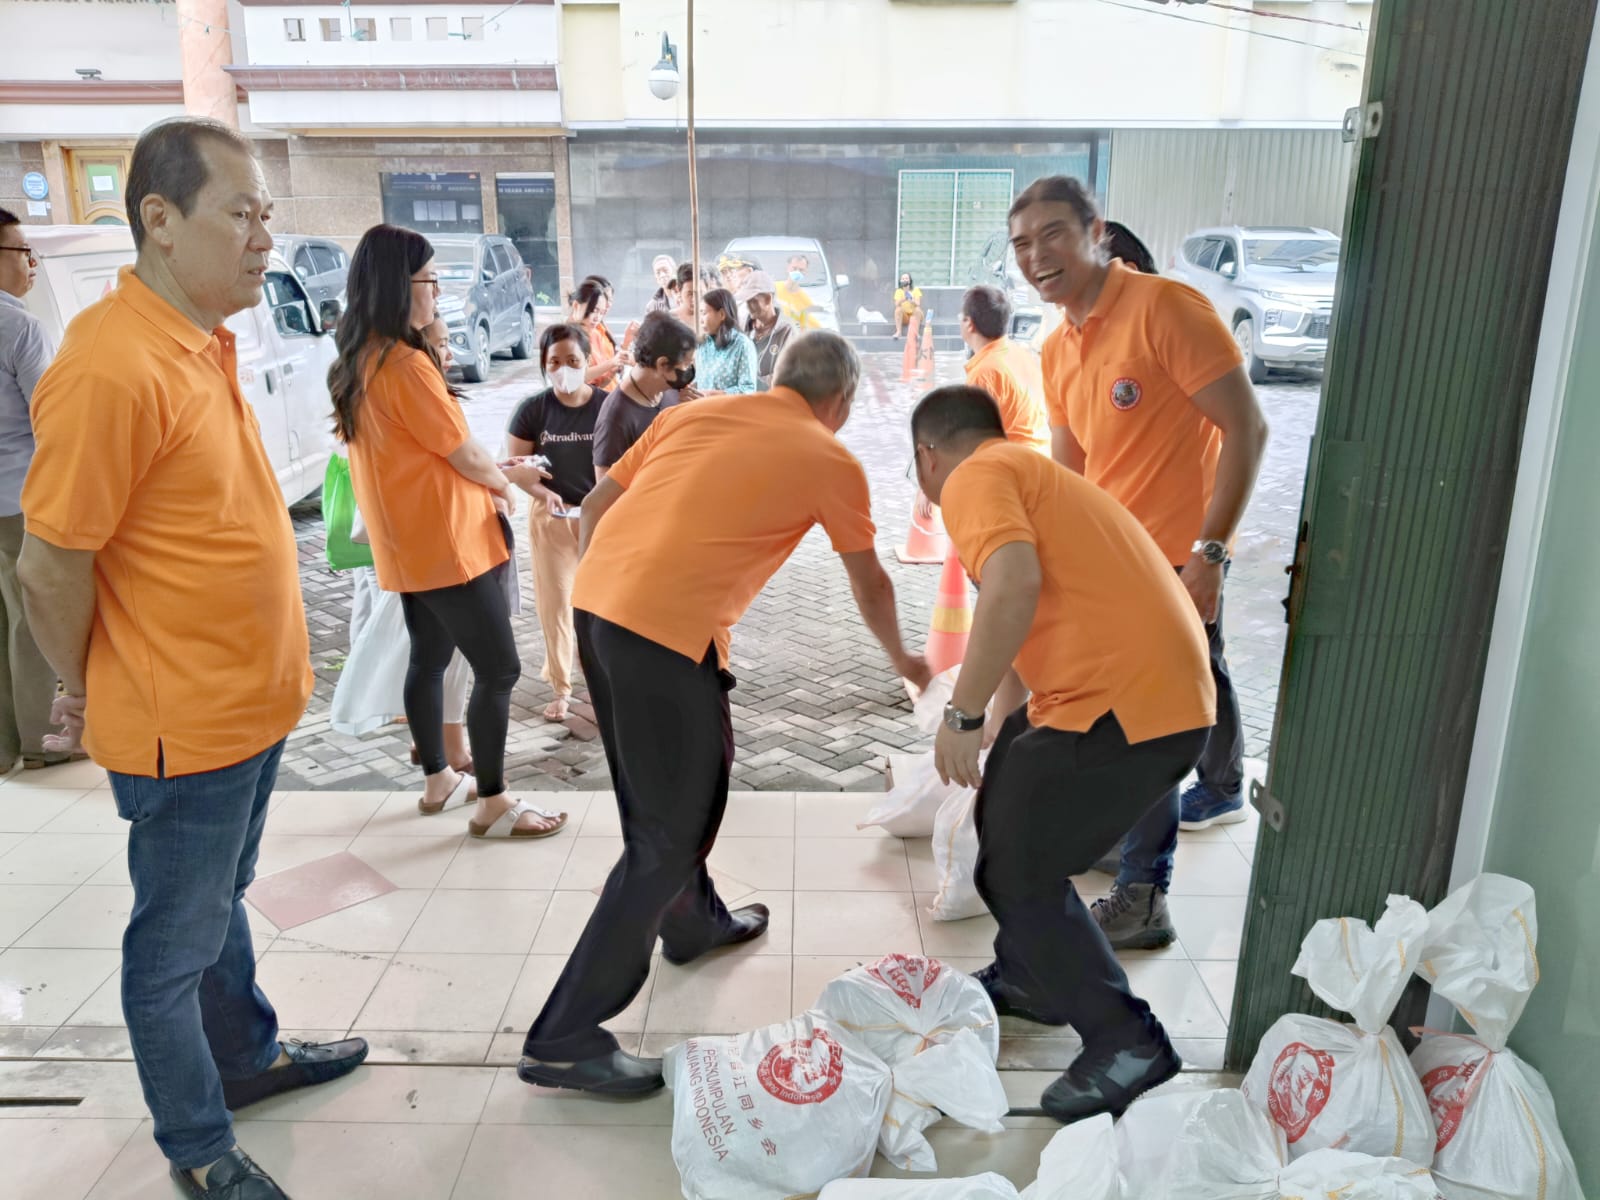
[1234,317,1270,384]
[461,324,492,383]
[510,309,535,360]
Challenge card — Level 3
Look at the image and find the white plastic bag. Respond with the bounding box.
[1020,1113,1119,1200]
[929,784,987,921]
[332,586,470,736]
[1411,874,1583,1200]
[909,667,960,733]
[813,955,1006,1173]
[665,1013,893,1200]
[1243,896,1436,1164]
[860,753,964,838]
[820,1175,1021,1199]
[1277,1150,1440,1199]
[1113,1089,1208,1200]
[1169,1089,1287,1200]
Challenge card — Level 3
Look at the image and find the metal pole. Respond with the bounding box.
[687,0,702,339]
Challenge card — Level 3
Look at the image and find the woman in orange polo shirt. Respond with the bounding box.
[331,225,566,839]
[571,278,626,389]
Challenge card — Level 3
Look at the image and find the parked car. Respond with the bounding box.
[429,234,537,382]
[1169,225,1340,382]
[22,225,340,507]
[719,237,849,333]
[276,234,350,313]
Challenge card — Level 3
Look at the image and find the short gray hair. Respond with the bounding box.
[773,330,861,404]
[127,117,254,251]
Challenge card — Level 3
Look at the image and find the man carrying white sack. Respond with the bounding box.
[911,384,1216,1124]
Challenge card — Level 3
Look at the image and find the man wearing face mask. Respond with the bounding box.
[894,272,923,339]
[518,330,932,1097]
[775,254,820,330]
[591,312,698,482]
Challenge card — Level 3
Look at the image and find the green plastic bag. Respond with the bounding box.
[323,454,374,571]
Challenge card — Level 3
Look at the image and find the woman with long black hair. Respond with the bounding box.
[693,287,758,396]
[570,277,625,388]
[330,224,566,838]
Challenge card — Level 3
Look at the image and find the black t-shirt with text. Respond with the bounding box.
[591,387,681,470]
[507,387,605,507]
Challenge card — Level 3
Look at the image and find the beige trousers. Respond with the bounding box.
[0,514,60,765]
[526,501,581,698]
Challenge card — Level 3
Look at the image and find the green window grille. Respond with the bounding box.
[897,169,1014,287]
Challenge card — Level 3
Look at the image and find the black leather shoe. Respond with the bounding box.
[973,963,1071,1027]
[221,1038,370,1111]
[661,903,771,966]
[1040,1024,1183,1124]
[517,1049,665,1097]
[170,1146,291,1198]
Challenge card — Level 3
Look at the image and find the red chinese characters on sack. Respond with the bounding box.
[757,1029,846,1106]
[1268,1042,1337,1142]
[866,954,944,1011]
[1421,1058,1483,1152]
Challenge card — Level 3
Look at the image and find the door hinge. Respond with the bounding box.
[1343,101,1383,143]
[1251,777,1287,834]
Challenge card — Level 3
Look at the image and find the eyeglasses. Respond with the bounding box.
[412,275,441,290]
[0,246,38,266]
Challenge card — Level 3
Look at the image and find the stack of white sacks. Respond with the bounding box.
[663,875,1585,1200]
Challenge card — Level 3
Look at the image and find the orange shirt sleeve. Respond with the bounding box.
[941,453,1036,579]
[1151,282,1245,397]
[22,365,162,551]
[607,404,675,489]
[813,455,876,554]
[386,350,471,456]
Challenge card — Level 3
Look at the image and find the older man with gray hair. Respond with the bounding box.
[518,331,932,1097]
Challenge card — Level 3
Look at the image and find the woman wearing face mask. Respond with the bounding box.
[591,311,698,483]
[505,324,605,724]
[893,272,923,339]
[694,287,759,396]
[570,278,627,389]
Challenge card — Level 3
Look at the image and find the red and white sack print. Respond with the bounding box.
[1409,874,1583,1200]
[665,1013,892,1200]
[1243,896,1436,1164]
[813,955,1007,1173]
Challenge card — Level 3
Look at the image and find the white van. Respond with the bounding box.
[21,225,339,507]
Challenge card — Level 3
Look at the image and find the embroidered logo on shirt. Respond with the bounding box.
[1110,377,1142,411]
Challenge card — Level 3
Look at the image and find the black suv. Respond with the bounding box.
[429,234,538,382]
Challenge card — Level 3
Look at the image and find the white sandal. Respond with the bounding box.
[417,770,475,817]
[468,799,568,839]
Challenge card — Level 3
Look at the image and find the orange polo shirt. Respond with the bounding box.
[941,440,1214,742]
[346,343,507,594]
[1042,261,1243,565]
[589,322,619,390]
[573,388,876,665]
[964,336,1050,455]
[22,267,312,777]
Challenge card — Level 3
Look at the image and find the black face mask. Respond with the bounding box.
[670,364,696,390]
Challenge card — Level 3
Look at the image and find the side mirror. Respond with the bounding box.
[482,267,496,283]
[835,274,850,288]
[317,298,342,332]
[1220,261,1238,279]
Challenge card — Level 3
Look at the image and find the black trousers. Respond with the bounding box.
[975,709,1209,1046]
[524,611,739,1061]
[400,562,520,797]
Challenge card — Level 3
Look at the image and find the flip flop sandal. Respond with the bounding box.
[417,771,475,817]
[468,799,568,839]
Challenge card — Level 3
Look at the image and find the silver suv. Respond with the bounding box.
[429,234,538,383]
[1169,226,1340,381]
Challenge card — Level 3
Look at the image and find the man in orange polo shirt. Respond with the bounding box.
[1011,177,1269,952]
[914,384,1214,1124]
[18,119,365,1200]
[960,284,1050,454]
[518,331,931,1097]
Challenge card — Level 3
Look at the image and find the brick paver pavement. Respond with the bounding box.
[278,353,1316,792]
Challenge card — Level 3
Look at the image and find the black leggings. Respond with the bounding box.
[400,565,521,797]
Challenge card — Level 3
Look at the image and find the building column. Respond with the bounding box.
[553,135,575,299]
[177,0,240,128]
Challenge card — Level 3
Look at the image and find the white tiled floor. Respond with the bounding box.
[0,766,1259,1199]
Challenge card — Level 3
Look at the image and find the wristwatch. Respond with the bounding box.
[943,703,986,733]
[1192,539,1228,565]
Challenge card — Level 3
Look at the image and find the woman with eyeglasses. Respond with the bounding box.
[330,223,566,839]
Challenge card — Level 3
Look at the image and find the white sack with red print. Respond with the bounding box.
[665,1013,892,1200]
[1242,896,1436,1164]
[813,955,1007,1173]
[1409,874,1583,1200]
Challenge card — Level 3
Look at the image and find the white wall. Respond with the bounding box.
[0,0,183,80]
[239,4,557,66]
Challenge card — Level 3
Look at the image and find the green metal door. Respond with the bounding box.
[1229,0,1600,1067]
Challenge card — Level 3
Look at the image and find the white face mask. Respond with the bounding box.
[552,365,586,394]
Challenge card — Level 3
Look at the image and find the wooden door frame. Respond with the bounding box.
[62,144,134,226]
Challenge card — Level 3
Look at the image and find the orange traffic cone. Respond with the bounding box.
[916,315,936,382]
[926,546,972,675]
[895,500,949,564]
[900,312,921,383]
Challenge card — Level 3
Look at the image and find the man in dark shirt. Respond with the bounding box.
[592,312,698,479]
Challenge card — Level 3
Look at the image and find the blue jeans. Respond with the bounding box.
[1116,569,1242,889]
[109,741,285,1168]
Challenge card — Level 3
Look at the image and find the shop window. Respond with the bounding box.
[896,169,1014,288]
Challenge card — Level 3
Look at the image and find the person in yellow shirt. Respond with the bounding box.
[894,272,924,338]
[775,253,820,330]
[960,285,1050,455]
